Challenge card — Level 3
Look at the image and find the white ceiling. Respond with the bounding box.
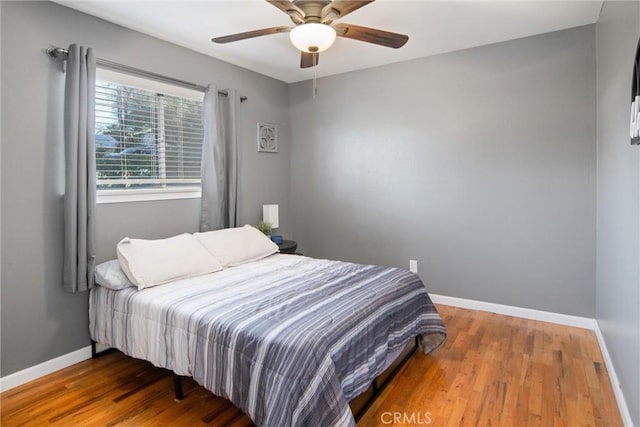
[55,0,603,83]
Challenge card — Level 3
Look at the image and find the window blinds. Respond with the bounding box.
[95,78,204,190]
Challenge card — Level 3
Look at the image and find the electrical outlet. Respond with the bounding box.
[409,259,418,273]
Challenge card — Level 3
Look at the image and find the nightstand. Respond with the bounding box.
[278,240,298,254]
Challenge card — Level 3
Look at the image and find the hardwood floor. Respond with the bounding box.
[1,305,622,426]
[358,306,622,427]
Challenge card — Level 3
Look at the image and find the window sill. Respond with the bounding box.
[96,188,201,204]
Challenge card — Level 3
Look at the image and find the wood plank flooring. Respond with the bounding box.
[1,305,622,426]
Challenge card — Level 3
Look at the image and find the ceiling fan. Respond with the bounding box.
[211,0,409,69]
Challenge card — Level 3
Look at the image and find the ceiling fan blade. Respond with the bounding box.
[333,23,408,48]
[266,1,305,24]
[212,26,291,44]
[300,51,319,68]
[322,1,374,21]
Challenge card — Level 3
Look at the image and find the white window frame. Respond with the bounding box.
[95,68,204,204]
[96,187,201,204]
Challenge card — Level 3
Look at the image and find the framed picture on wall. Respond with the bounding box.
[258,123,278,153]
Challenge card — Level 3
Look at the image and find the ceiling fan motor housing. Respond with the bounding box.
[294,0,333,23]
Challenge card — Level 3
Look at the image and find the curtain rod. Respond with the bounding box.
[46,47,247,102]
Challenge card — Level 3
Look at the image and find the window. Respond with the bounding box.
[95,69,204,203]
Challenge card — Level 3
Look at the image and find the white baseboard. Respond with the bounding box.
[593,322,635,427]
[429,293,597,330]
[0,345,92,393]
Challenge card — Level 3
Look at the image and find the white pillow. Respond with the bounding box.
[117,233,223,290]
[94,259,134,291]
[194,224,279,267]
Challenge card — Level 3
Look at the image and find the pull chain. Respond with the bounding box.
[313,53,318,99]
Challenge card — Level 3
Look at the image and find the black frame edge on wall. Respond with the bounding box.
[631,36,640,145]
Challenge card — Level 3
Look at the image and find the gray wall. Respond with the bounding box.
[290,25,597,317]
[596,2,640,424]
[0,0,291,376]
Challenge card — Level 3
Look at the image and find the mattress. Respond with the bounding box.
[90,254,446,426]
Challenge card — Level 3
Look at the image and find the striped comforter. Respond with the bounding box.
[90,254,446,426]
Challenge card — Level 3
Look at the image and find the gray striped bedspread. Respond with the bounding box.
[90,254,446,426]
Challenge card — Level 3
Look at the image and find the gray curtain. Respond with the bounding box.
[63,44,96,293]
[200,86,238,231]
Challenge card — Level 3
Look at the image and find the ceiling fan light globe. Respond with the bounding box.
[290,23,336,53]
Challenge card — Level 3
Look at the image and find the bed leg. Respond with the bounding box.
[354,336,419,421]
[90,339,116,358]
[173,374,184,400]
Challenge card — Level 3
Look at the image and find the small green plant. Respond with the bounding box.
[258,220,272,236]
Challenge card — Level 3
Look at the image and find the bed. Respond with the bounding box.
[90,253,446,426]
